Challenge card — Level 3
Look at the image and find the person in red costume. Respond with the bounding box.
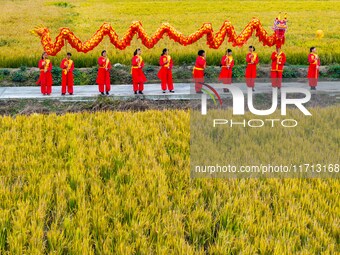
[131,48,147,94]
[245,45,259,91]
[36,52,53,95]
[157,48,174,93]
[96,50,111,95]
[193,49,206,93]
[270,47,286,89]
[60,52,74,95]
[218,49,234,92]
[307,47,321,90]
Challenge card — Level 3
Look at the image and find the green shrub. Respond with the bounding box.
[11,71,27,82]
[72,69,80,85]
[51,66,62,85]
[204,66,218,80]
[88,68,98,84]
[232,65,246,78]
[0,69,10,76]
[111,67,132,84]
[173,68,192,80]
[145,65,156,72]
[51,2,75,8]
[282,66,300,78]
[326,65,340,78]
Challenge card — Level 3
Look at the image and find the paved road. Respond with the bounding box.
[0,82,339,101]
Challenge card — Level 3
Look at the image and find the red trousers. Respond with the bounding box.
[37,72,53,94]
[193,69,204,92]
[133,82,144,92]
[271,71,283,88]
[219,67,232,84]
[132,68,147,92]
[308,66,319,87]
[41,83,52,95]
[97,68,111,92]
[308,78,318,87]
[61,72,74,94]
[158,68,174,91]
[245,65,257,88]
[98,83,111,93]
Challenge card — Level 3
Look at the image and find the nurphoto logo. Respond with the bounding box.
[200,84,312,128]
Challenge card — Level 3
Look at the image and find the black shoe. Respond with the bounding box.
[47,93,51,96]
[223,88,229,93]
[252,88,255,92]
[169,90,175,93]
[61,93,65,96]
[106,91,109,95]
[69,93,73,95]
[162,91,166,93]
[101,92,105,95]
[134,91,137,94]
[196,91,203,94]
[138,91,143,94]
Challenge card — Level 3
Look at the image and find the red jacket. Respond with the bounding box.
[219,55,234,83]
[271,51,286,72]
[36,59,53,85]
[221,55,234,69]
[98,56,111,70]
[131,55,147,83]
[60,58,74,87]
[60,58,74,74]
[38,59,52,72]
[158,55,173,80]
[159,55,173,69]
[96,56,111,85]
[246,53,259,66]
[307,53,320,78]
[245,52,259,80]
[193,56,206,79]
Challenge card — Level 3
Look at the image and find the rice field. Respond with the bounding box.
[0,109,339,254]
[0,0,339,67]
[191,106,340,178]
[0,0,339,253]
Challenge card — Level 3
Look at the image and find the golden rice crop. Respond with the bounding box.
[191,106,340,178]
[0,0,339,67]
[0,108,339,254]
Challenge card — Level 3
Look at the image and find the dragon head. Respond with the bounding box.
[31,26,50,37]
[273,13,288,47]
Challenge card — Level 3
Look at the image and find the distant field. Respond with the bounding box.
[0,109,339,254]
[0,0,339,67]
